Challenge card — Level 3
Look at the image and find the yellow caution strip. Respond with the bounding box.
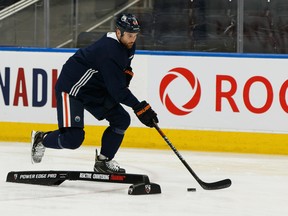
[0,122,287,155]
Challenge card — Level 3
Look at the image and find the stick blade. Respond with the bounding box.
[200,178,232,190]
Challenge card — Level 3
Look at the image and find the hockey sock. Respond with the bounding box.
[43,130,62,149]
[43,128,85,149]
[100,126,124,160]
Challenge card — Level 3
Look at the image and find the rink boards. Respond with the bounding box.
[0,48,288,155]
[1,121,288,155]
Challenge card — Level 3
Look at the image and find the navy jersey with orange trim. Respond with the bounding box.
[55,32,140,112]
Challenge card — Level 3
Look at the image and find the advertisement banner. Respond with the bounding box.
[0,49,147,127]
[1,49,288,133]
[146,54,288,133]
[0,50,71,124]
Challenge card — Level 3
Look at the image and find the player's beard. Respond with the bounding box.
[120,38,134,49]
[126,42,134,49]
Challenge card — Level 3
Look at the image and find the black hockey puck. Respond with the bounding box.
[187,188,196,192]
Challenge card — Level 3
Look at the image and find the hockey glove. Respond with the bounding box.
[124,67,134,87]
[133,101,159,128]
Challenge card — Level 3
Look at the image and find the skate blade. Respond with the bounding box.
[30,130,36,164]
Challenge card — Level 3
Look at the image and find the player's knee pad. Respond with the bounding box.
[59,127,85,149]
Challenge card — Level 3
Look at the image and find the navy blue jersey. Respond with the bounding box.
[55,32,140,111]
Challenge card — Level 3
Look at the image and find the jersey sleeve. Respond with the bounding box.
[99,56,140,108]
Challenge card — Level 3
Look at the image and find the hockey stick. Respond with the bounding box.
[153,122,232,190]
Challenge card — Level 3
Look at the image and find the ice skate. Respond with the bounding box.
[94,150,126,173]
[31,131,46,164]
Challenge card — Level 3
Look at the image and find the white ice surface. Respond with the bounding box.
[0,142,287,216]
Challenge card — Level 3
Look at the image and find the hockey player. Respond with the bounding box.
[31,13,158,173]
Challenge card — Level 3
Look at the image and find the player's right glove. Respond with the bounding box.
[133,101,159,128]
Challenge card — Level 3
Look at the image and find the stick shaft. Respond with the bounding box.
[153,123,202,182]
[153,122,232,190]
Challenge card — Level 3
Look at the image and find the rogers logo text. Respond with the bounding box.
[159,67,201,116]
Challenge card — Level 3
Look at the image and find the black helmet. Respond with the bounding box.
[116,13,140,33]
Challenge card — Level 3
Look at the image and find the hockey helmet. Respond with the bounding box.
[116,13,140,33]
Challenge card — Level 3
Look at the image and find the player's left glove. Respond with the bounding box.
[124,67,134,87]
[133,101,159,128]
